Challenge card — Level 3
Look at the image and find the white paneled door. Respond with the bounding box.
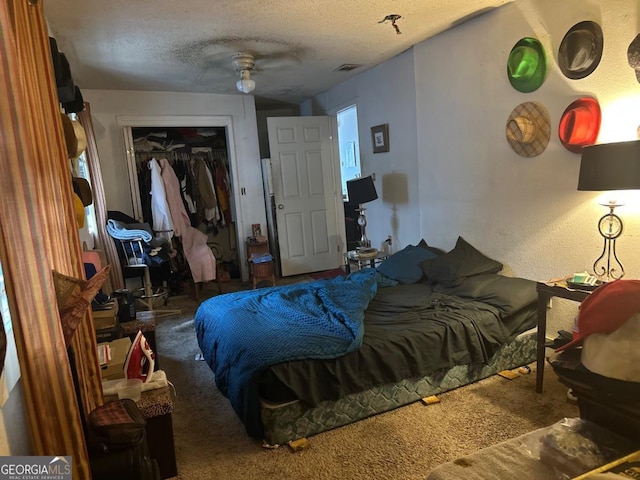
[267,116,342,276]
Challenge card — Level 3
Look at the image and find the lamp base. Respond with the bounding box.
[356,205,371,248]
[593,204,625,282]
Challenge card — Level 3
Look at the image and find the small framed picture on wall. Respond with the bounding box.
[371,123,390,153]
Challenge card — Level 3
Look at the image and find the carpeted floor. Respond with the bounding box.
[154,280,579,480]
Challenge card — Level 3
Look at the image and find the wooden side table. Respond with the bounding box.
[535,281,590,393]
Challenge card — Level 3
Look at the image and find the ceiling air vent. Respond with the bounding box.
[334,64,362,72]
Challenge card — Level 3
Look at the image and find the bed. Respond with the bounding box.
[194,237,539,445]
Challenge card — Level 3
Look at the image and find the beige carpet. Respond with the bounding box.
[155,281,579,480]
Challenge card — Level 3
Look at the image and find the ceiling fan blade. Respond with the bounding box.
[254,52,301,71]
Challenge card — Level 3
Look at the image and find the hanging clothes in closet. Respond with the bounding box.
[147,158,174,242]
[135,150,231,233]
[192,154,221,226]
[213,159,232,225]
[172,161,198,225]
[154,157,217,283]
[131,124,237,280]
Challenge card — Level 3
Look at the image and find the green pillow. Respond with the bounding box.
[377,245,439,284]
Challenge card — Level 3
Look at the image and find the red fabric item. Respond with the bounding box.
[556,279,640,351]
[81,251,102,273]
[558,97,601,153]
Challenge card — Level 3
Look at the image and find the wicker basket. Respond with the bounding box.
[251,261,274,278]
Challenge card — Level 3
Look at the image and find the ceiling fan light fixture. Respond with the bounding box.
[232,52,256,94]
[236,69,255,94]
[232,52,256,71]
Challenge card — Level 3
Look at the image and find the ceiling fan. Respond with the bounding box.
[232,52,257,94]
[230,49,304,94]
[183,37,305,94]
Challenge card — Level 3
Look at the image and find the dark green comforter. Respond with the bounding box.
[258,275,537,407]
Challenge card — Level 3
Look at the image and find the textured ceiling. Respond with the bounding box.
[44,0,513,106]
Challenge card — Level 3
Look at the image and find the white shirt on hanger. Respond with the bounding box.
[149,158,174,241]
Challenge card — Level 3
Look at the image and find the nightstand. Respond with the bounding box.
[535,281,591,393]
[344,250,388,273]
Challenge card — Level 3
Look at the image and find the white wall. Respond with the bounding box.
[312,0,640,334]
[415,0,640,275]
[415,0,640,332]
[83,90,266,280]
[304,50,422,252]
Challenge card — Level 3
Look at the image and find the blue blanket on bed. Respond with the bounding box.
[194,269,381,438]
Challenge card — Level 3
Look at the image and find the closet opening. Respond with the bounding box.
[120,117,243,292]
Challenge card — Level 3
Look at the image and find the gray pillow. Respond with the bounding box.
[420,236,502,287]
[417,239,446,256]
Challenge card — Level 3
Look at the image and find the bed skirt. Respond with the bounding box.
[260,328,537,445]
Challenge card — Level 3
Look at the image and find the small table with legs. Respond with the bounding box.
[344,250,388,273]
[535,281,590,393]
[246,238,275,288]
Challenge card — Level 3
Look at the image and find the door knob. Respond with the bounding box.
[277,204,284,209]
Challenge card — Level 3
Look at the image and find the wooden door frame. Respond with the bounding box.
[116,115,247,278]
